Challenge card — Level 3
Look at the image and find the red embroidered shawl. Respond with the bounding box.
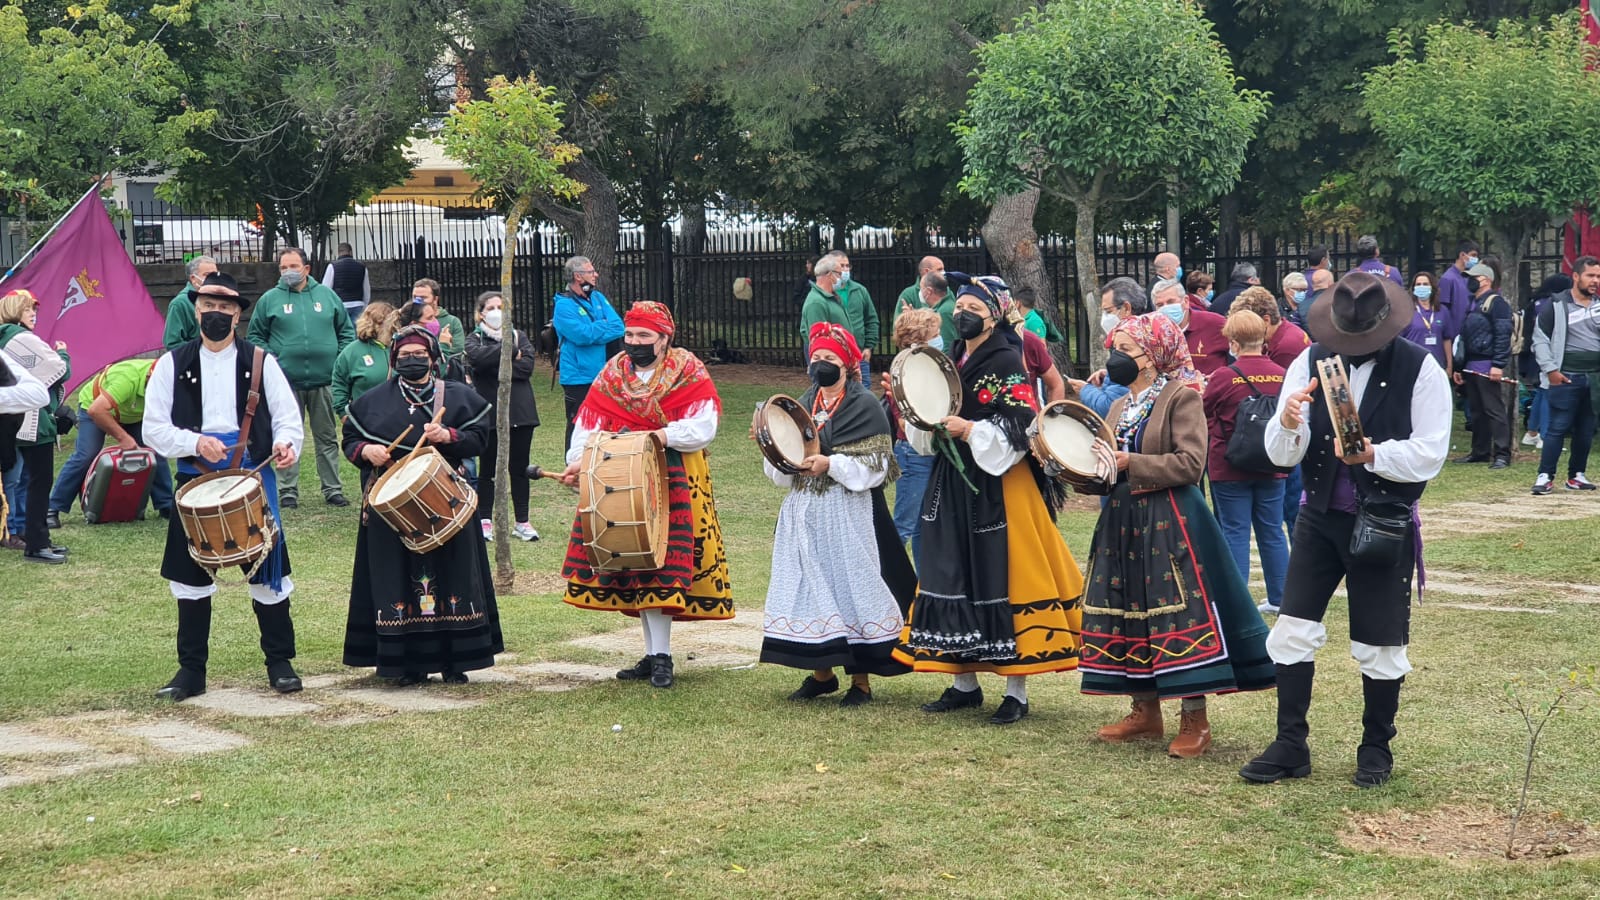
[574,347,722,432]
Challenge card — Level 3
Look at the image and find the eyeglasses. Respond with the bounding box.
[395,352,431,360]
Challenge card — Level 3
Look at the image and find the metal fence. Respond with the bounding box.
[9,200,1570,373]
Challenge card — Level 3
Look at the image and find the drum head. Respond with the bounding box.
[177,473,255,508]
[757,395,817,474]
[375,453,434,505]
[1036,401,1113,479]
[891,346,961,428]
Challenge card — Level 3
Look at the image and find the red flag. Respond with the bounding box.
[0,194,164,395]
[1569,1,1600,269]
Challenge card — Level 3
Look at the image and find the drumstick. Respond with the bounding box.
[526,464,579,494]
[383,424,415,457]
[411,406,448,454]
[219,457,275,500]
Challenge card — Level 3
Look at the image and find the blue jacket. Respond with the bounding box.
[1077,380,1130,418]
[552,289,624,386]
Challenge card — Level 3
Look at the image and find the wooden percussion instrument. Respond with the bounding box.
[889,345,962,430]
[754,394,819,475]
[175,469,277,572]
[1315,356,1367,460]
[577,431,669,572]
[368,446,478,553]
[1028,400,1116,489]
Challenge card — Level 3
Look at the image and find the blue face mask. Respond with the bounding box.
[1294,290,1307,304]
[1203,289,1214,303]
[1174,265,1184,281]
[1158,303,1186,326]
[927,336,945,352]
[838,270,852,285]
[1466,255,1479,269]
[1414,285,1433,300]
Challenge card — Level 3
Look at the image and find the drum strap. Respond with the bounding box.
[232,348,266,470]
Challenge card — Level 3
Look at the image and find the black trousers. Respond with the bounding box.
[477,424,535,522]
[562,383,590,453]
[1464,372,1511,461]
[18,443,54,552]
[1281,505,1414,647]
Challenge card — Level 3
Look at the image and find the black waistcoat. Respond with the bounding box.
[1302,339,1429,512]
[168,338,275,464]
[328,256,367,304]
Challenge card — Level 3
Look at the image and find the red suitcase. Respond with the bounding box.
[81,447,156,524]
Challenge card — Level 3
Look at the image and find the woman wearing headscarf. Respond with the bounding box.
[893,278,1085,725]
[1080,312,1274,758]
[760,323,913,706]
[341,325,502,685]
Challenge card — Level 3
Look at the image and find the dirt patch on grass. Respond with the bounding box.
[513,570,569,597]
[1343,805,1600,863]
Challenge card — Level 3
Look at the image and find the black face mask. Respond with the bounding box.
[625,343,658,368]
[808,360,842,387]
[954,310,986,341]
[1106,349,1142,386]
[1346,350,1380,367]
[199,311,234,341]
[394,357,432,381]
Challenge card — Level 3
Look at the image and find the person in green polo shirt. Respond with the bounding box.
[247,246,355,508]
[799,251,879,380]
[894,261,958,349]
[48,358,176,523]
[162,256,219,351]
[332,301,396,417]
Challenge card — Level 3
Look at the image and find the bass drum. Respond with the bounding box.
[577,431,670,572]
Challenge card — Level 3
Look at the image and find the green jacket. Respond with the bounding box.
[246,277,356,389]
[893,283,958,348]
[332,338,390,416]
[799,281,878,354]
[435,311,467,359]
[0,324,70,446]
[163,286,198,351]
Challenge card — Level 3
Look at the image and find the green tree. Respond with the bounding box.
[440,74,584,590]
[956,0,1265,365]
[1363,14,1600,306]
[161,0,448,255]
[0,0,210,229]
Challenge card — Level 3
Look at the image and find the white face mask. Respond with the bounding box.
[483,309,503,329]
[1100,311,1120,334]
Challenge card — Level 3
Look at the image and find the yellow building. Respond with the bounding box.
[372,138,483,205]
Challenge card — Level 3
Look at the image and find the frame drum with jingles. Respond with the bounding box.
[889,345,962,429]
[175,469,277,572]
[367,446,478,554]
[577,431,670,572]
[1029,400,1115,489]
[1315,356,1367,460]
[754,394,819,475]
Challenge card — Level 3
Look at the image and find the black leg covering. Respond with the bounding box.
[174,598,212,687]
[1354,675,1403,788]
[1239,661,1315,783]
[253,599,298,677]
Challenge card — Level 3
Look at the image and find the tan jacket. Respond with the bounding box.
[1106,380,1207,494]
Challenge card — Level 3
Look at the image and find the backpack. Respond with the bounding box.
[1223,364,1292,475]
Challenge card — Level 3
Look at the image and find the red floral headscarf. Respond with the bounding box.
[807,322,862,369]
[625,300,675,336]
[1109,312,1201,387]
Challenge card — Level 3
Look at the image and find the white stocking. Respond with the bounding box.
[953,673,980,693]
[641,608,672,657]
[639,613,656,657]
[1005,675,1027,703]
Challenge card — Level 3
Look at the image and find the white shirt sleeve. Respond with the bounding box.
[905,422,935,455]
[1265,348,1313,468]
[968,419,1027,476]
[1369,355,1451,483]
[663,400,718,453]
[322,264,335,286]
[260,353,304,455]
[362,270,372,302]
[566,419,595,467]
[0,349,49,413]
[141,353,199,459]
[827,452,888,491]
[762,458,794,489]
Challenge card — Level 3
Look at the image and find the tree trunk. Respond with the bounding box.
[1217,189,1241,263]
[492,195,531,593]
[982,188,1065,368]
[531,156,618,289]
[1072,197,1105,371]
[1491,223,1528,455]
[679,201,707,304]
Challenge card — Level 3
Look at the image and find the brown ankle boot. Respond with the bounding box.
[1167,707,1213,758]
[1097,697,1165,742]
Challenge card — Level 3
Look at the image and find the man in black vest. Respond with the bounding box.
[1240,272,1451,788]
[142,273,307,701]
[321,242,371,319]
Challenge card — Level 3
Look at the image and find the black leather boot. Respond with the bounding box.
[253,599,302,693]
[157,598,211,701]
[1354,675,1403,788]
[1240,662,1315,783]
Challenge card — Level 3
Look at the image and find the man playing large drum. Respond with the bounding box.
[341,326,502,685]
[559,301,733,689]
[143,273,305,701]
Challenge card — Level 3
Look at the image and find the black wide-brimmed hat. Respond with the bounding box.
[188,272,248,310]
[1308,270,1414,357]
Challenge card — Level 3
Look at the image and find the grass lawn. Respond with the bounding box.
[2,370,1598,898]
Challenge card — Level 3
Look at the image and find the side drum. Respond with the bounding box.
[577,431,669,572]
[368,447,478,554]
[175,469,277,571]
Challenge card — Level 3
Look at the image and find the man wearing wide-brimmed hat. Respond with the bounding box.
[1240,271,1451,789]
[143,272,307,702]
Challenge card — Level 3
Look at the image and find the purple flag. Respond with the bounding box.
[2,195,164,396]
